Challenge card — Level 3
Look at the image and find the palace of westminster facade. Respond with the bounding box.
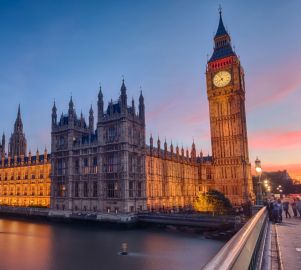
[0,12,254,213]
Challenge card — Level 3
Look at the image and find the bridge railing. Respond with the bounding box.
[202,206,268,270]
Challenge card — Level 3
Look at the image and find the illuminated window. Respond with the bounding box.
[92,157,98,174]
[83,158,89,174]
[58,184,66,197]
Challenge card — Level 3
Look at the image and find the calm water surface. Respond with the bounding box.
[0,218,224,270]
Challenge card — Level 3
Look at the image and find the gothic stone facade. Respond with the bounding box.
[146,138,213,211]
[0,109,51,207]
[51,81,147,213]
[0,152,51,207]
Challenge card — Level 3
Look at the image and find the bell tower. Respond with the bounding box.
[206,9,254,205]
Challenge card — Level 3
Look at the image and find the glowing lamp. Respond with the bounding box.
[255,167,262,173]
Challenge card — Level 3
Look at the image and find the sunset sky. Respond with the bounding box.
[0,1,300,178]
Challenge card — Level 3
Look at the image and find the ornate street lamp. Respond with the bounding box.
[255,157,263,205]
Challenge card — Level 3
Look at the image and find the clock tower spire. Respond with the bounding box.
[206,10,254,205]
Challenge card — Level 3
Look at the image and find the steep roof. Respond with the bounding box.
[208,11,236,63]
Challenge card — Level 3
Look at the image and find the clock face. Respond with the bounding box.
[213,71,231,88]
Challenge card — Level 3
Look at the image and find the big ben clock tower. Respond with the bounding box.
[206,10,254,205]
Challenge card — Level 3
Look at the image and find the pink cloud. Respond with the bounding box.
[249,129,301,150]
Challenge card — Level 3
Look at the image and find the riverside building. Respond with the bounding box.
[0,11,254,212]
[0,107,51,207]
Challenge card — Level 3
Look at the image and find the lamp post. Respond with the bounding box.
[263,179,271,199]
[255,157,263,205]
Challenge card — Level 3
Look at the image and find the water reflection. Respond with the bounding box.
[0,218,224,270]
[0,219,53,270]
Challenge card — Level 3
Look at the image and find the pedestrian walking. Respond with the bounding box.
[277,199,283,223]
[291,199,298,217]
[296,198,301,217]
[268,199,274,221]
[283,199,291,218]
[272,200,280,223]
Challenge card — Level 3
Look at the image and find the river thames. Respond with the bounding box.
[0,218,224,270]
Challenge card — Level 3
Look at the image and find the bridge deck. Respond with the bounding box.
[275,216,301,270]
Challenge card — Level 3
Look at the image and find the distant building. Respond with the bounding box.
[254,170,294,194]
[0,108,51,207]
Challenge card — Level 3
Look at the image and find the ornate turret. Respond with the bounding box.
[191,140,196,161]
[68,96,76,128]
[0,132,5,157]
[68,96,75,116]
[36,149,40,163]
[44,147,48,163]
[9,105,27,157]
[170,141,173,155]
[28,150,31,165]
[157,137,161,155]
[97,84,104,122]
[8,152,11,166]
[181,146,184,158]
[150,134,153,153]
[15,105,23,133]
[89,105,94,132]
[176,145,179,157]
[120,79,127,112]
[139,90,145,124]
[52,100,57,128]
[132,98,135,115]
[20,152,24,165]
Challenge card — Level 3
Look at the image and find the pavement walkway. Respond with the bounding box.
[275,216,301,270]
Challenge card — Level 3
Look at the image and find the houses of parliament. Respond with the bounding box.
[0,12,254,213]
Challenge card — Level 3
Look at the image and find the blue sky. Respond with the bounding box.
[0,0,301,173]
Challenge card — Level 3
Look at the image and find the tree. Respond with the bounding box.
[194,189,232,215]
